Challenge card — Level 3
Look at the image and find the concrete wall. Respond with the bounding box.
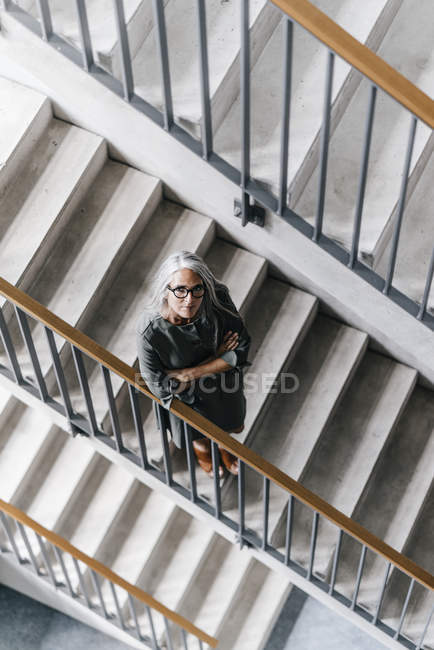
[0,9,433,387]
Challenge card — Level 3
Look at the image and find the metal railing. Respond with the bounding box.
[1,0,433,328]
[0,498,218,649]
[0,277,433,649]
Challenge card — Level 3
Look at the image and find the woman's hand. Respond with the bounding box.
[216,330,239,357]
[166,368,197,383]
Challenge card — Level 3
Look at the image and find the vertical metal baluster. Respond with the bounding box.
[307,511,319,580]
[328,529,343,595]
[35,0,53,40]
[351,544,367,610]
[313,51,334,242]
[163,616,174,650]
[145,605,158,650]
[128,594,142,640]
[36,535,57,588]
[100,365,123,452]
[348,84,377,268]
[53,546,75,597]
[416,601,434,650]
[17,523,40,575]
[238,460,245,549]
[417,248,434,320]
[285,495,294,565]
[45,327,74,419]
[196,0,213,158]
[198,639,204,649]
[113,0,134,100]
[128,384,149,469]
[240,0,251,227]
[383,116,418,295]
[109,582,126,629]
[211,442,222,518]
[153,0,173,130]
[0,309,23,384]
[72,346,98,435]
[90,570,109,619]
[372,562,391,625]
[14,307,48,400]
[156,403,173,485]
[394,578,415,639]
[73,557,92,608]
[262,476,270,550]
[0,512,23,562]
[181,628,188,650]
[277,18,293,216]
[184,422,198,502]
[75,0,94,71]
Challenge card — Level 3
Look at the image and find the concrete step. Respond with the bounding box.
[288,352,417,573]
[178,537,253,640]
[214,0,399,201]
[12,159,162,378]
[333,385,434,609]
[0,77,52,194]
[56,460,136,588]
[222,314,368,540]
[134,511,216,640]
[0,404,56,503]
[219,561,291,650]
[294,0,434,262]
[132,0,281,136]
[98,483,177,613]
[14,0,151,76]
[0,117,106,304]
[20,436,97,535]
[374,137,434,314]
[240,279,318,443]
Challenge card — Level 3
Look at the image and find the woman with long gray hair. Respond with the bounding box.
[136,250,251,477]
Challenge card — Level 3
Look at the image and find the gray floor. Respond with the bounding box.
[0,583,388,650]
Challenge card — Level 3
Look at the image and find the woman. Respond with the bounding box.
[136,250,251,477]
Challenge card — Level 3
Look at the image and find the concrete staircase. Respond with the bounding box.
[0,8,433,644]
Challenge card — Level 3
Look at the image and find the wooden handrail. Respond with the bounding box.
[0,498,218,648]
[0,276,433,592]
[270,0,434,129]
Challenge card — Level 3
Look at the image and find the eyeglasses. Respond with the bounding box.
[167,284,205,299]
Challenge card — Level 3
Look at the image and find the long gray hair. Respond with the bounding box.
[145,250,238,322]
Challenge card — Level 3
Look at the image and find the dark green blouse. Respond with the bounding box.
[136,284,251,447]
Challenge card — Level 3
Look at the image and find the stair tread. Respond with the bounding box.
[304,353,417,517]
[254,317,368,481]
[132,0,270,123]
[25,436,96,532]
[227,563,291,650]
[0,407,54,502]
[295,0,434,256]
[100,487,177,603]
[149,512,215,614]
[205,239,267,316]
[0,119,104,289]
[0,77,51,189]
[187,542,252,637]
[214,0,390,195]
[66,463,135,557]
[241,281,318,442]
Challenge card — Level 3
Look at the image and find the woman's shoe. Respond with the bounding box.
[192,439,224,478]
[219,448,239,476]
